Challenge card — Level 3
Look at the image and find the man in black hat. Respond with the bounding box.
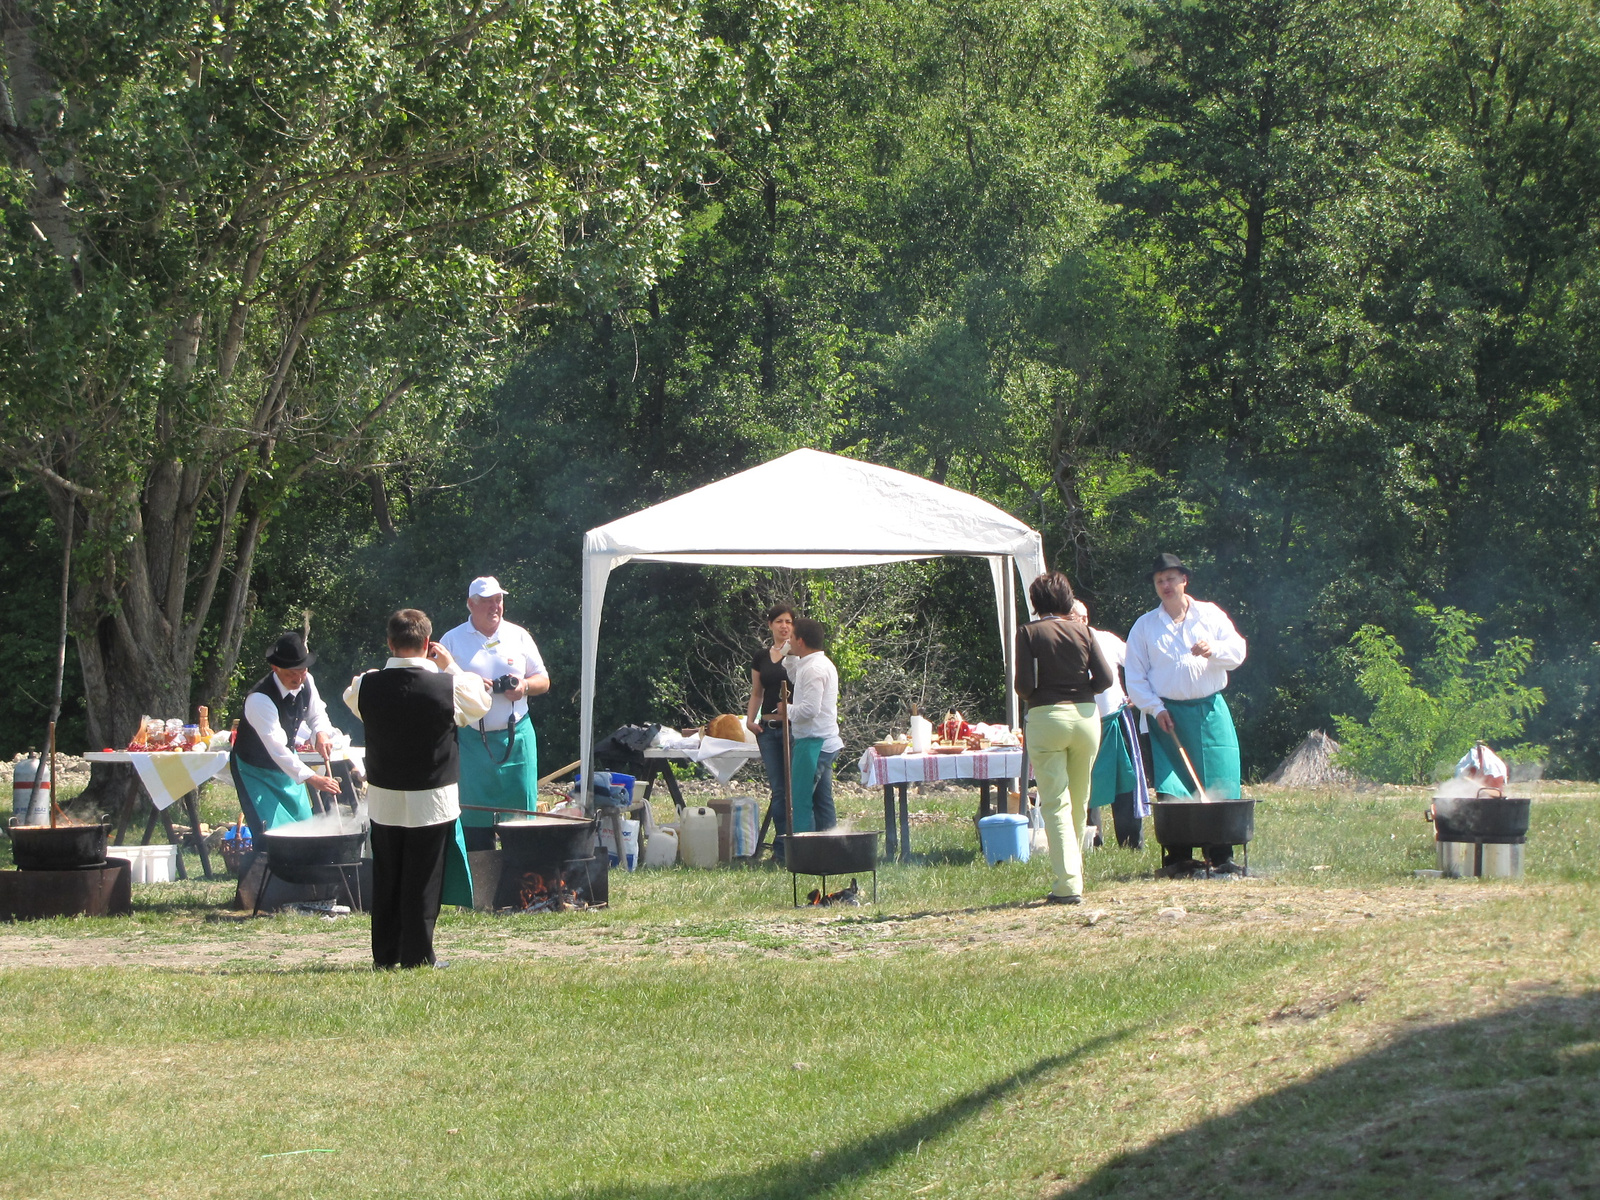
[230,632,343,837]
[1124,554,1248,875]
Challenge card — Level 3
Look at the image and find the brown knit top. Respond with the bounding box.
[1014,617,1114,707]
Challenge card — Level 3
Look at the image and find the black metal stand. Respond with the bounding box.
[881,783,912,862]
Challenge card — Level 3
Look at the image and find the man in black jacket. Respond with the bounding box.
[344,609,491,968]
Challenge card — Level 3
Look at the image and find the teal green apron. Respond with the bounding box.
[456,714,538,827]
[788,737,824,833]
[233,758,313,836]
[1149,693,1241,799]
[441,818,473,908]
[1090,708,1137,807]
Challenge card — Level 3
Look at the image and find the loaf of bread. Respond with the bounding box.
[705,713,752,743]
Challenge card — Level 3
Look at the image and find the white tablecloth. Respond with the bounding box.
[858,747,1024,788]
[84,751,232,812]
[84,747,366,812]
[641,741,762,784]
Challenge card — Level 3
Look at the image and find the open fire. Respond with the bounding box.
[504,870,606,913]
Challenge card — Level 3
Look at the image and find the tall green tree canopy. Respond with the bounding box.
[0,0,797,757]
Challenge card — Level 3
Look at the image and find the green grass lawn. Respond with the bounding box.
[3,785,1599,1198]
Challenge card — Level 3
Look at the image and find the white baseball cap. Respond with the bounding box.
[468,576,509,599]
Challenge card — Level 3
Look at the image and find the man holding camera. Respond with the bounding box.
[439,576,550,849]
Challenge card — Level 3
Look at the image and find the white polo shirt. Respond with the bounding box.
[1124,598,1247,719]
[1090,628,1129,719]
[438,618,546,730]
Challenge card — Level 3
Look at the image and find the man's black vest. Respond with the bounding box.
[231,673,312,772]
[358,667,459,791]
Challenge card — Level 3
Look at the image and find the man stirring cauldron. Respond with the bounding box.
[1124,554,1248,876]
[230,632,343,838]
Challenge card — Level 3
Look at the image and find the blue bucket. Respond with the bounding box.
[978,813,1030,865]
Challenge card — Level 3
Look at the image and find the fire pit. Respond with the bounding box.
[1428,791,1530,878]
[494,814,607,911]
[1151,799,1255,875]
[786,830,880,906]
[1,822,129,919]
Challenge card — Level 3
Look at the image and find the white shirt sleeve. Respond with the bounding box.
[452,664,494,727]
[787,657,823,727]
[519,627,547,679]
[1201,604,1247,669]
[343,672,372,720]
[1123,616,1164,717]
[243,689,314,782]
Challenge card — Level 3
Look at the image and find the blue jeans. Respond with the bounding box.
[756,720,789,840]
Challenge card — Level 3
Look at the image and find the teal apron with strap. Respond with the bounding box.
[232,758,313,837]
[788,737,824,833]
[456,714,538,827]
[1149,692,1241,799]
[1090,708,1138,808]
[441,818,473,908]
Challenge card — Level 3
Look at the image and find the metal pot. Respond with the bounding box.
[258,827,366,870]
[10,823,110,871]
[785,830,881,876]
[1429,794,1530,844]
[496,814,597,870]
[1151,799,1255,848]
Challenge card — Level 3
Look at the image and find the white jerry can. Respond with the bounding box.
[677,806,721,868]
[642,825,679,868]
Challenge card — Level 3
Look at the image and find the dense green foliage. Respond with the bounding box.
[1333,606,1546,783]
[5,0,1600,778]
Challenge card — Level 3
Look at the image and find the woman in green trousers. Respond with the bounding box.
[1014,572,1115,904]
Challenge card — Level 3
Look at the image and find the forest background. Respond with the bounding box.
[4,0,1598,783]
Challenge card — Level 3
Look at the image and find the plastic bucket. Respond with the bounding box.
[978,813,1030,865]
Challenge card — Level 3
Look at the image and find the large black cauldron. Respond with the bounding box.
[1152,799,1255,867]
[10,823,110,871]
[786,830,881,906]
[1429,794,1531,844]
[496,814,597,868]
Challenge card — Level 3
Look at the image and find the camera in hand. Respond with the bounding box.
[492,673,520,696]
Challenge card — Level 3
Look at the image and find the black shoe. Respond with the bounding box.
[1210,861,1245,876]
[1044,893,1083,905]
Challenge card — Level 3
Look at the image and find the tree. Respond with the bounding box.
[0,0,797,767]
[1333,605,1546,784]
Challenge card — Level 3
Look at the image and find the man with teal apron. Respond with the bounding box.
[229,632,344,838]
[1124,553,1248,876]
[439,576,548,850]
[783,617,843,847]
[343,609,491,969]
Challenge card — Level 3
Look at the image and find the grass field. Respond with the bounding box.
[2,783,1598,1198]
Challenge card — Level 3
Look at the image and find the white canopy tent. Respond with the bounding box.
[578,449,1047,805]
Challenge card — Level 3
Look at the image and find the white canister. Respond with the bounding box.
[678,806,721,868]
[642,825,679,868]
[909,715,933,754]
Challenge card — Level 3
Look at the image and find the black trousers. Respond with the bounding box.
[369,819,451,968]
[1089,791,1145,850]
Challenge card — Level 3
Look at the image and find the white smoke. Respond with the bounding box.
[270,806,368,837]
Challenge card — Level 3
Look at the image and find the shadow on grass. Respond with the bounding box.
[571,1032,1131,1200]
[1057,991,1600,1199]
[901,846,979,866]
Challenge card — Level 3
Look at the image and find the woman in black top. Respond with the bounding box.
[745,604,797,860]
[1015,572,1113,904]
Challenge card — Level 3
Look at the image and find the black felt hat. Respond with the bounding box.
[265,631,316,669]
[1149,552,1190,580]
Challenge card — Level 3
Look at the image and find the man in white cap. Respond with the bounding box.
[438,577,550,849]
